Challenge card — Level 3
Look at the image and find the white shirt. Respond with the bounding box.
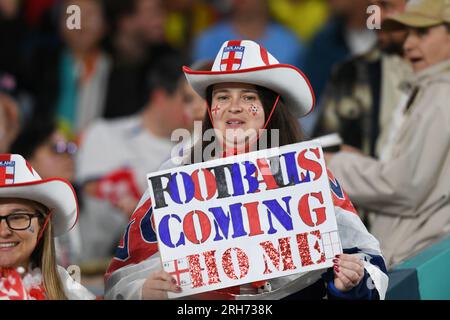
[75,115,175,261]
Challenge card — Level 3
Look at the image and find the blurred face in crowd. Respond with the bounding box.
[180,80,207,130]
[135,0,166,43]
[166,0,194,11]
[153,82,192,133]
[0,93,19,154]
[29,131,76,182]
[60,0,106,54]
[0,199,44,269]
[211,83,265,150]
[231,0,267,17]
[0,0,20,19]
[328,0,369,16]
[404,24,450,72]
[372,0,408,54]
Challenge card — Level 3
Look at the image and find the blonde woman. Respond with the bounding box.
[0,154,94,300]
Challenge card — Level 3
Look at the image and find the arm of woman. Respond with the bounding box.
[325,170,388,300]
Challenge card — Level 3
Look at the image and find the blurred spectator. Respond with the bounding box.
[75,52,190,263]
[313,0,411,157]
[10,119,82,268]
[102,0,179,119]
[134,0,167,45]
[183,60,211,130]
[0,93,19,154]
[160,60,211,170]
[23,0,56,27]
[0,72,21,153]
[104,0,147,66]
[0,0,28,78]
[27,0,111,140]
[192,0,305,67]
[303,0,377,104]
[325,0,450,268]
[269,0,330,43]
[165,0,218,52]
[10,120,76,181]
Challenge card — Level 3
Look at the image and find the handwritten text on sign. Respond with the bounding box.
[147,141,341,298]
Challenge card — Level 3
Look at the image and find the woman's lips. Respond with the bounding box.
[224,119,246,129]
[408,56,423,65]
[0,241,19,251]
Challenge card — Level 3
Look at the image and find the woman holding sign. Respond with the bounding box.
[104,40,388,300]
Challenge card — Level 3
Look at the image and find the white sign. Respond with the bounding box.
[147,141,342,298]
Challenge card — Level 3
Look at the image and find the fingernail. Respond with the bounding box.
[175,286,182,292]
[332,258,339,264]
[334,265,339,273]
[335,254,341,258]
[172,278,177,284]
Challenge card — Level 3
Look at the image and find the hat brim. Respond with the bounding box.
[183,64,315,118]
[0,178,78,237]
[383,13,442,31]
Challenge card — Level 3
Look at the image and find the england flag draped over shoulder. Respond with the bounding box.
[104,170,388,300]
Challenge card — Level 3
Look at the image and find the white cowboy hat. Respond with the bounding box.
[183,40,315,117]
[0,154,78,236]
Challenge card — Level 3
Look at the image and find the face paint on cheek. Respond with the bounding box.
[248,104,260,117]
[211,104,221,116]
[28,226,35,234]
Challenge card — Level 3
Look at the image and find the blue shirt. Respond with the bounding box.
[192,22,305,68]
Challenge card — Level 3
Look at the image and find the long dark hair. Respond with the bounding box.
[188,84,304,163]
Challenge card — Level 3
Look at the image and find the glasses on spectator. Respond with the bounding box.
[0,212,42,231]
[51,141,77,155]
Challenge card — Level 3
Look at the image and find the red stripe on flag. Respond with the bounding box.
[326,169,359,217]
[260,46,270,65]
[25,160,34,175]
[0,155,12,185]
[0,169,5,184]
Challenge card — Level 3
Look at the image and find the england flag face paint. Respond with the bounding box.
[212,105,221,116]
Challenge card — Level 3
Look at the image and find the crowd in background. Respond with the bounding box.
[1,0,449,297]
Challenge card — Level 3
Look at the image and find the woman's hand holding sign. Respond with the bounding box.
[333,254,365,292]
[142,270,181,300]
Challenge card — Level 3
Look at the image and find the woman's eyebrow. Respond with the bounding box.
[8,208,33,212]
[212,89,230,95]
[213,89,258,94]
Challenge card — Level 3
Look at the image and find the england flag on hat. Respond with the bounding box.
[0,158,15,185]
[220,41,245,71]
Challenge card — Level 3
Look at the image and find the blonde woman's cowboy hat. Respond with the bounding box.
[0,154,77,236]
[183,40,315,118]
